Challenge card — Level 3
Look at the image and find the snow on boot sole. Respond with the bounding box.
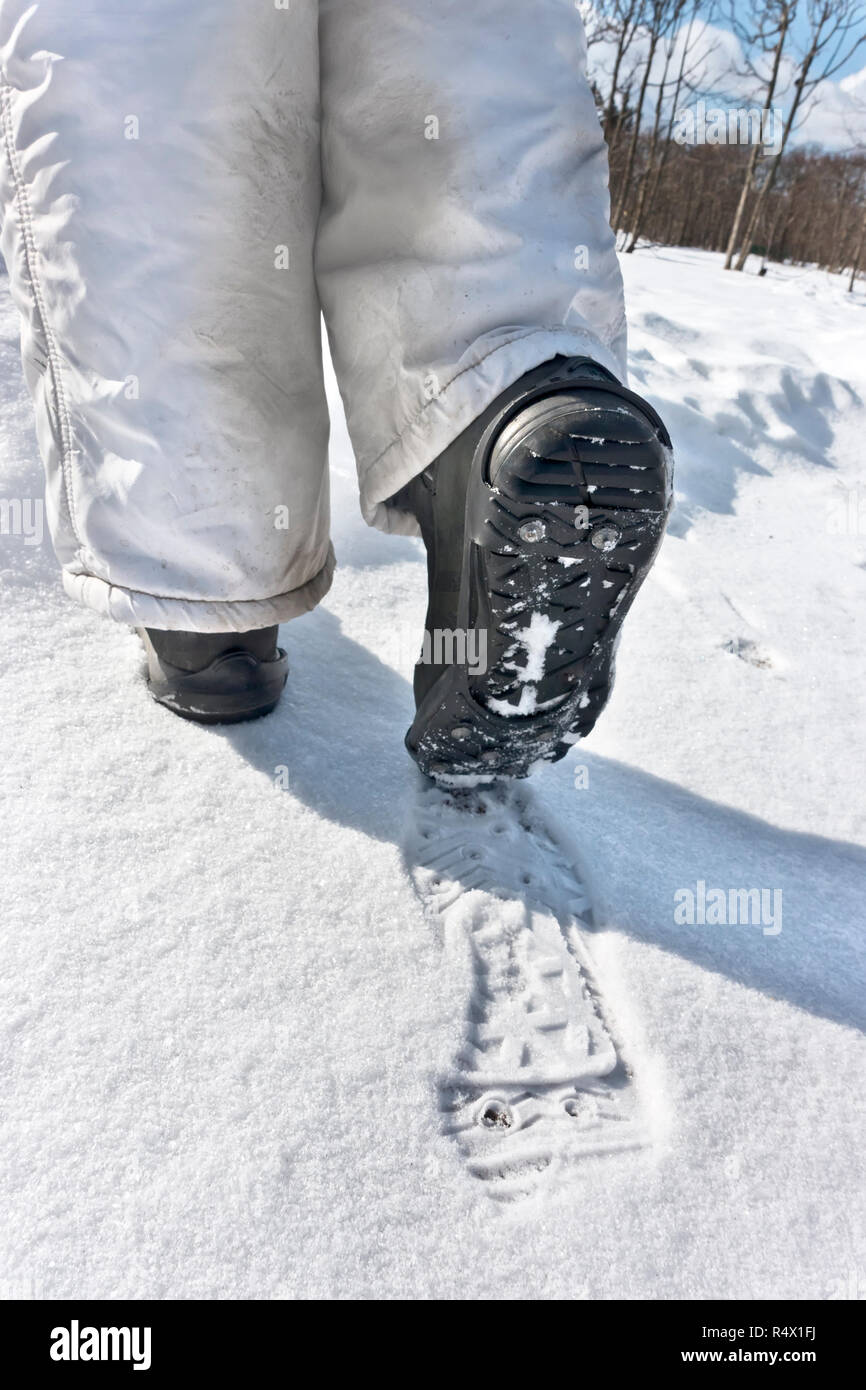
[406,363,673,783]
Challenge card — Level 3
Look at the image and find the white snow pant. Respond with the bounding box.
[0,0,626,631]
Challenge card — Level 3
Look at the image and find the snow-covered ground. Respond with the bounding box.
[1,246,864,1300]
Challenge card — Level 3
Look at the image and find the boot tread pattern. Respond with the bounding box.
[408,378,672,782]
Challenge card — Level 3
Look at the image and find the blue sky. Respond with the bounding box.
[785,5,866,79]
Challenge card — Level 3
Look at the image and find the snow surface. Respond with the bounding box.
[1,246,865,1299]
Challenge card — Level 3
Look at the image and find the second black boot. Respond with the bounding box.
[139,627,289,725]
[394,356,673,782]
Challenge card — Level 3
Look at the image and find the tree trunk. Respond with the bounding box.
[733,31,819,271]
[849,213,866,292]
[611,30,661,233]
[724,5,791,271]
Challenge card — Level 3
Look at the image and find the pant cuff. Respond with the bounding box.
[358,326,626,536]
[62,544,336,633]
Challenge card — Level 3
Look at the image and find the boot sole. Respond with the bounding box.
[406,377,672,782]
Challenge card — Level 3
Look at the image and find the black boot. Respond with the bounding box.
[139,626,289,725]
[394,356,673,781]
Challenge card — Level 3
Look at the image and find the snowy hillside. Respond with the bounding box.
[1,246,864,1299]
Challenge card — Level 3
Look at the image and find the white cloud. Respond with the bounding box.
[797,67,866,149]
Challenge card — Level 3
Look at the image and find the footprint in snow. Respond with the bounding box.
[723,635,774,669]
[405,780,648,1202]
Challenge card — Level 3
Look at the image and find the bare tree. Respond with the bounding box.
[577,0,619,52]
[731,0,866,270]
[722,0,796,270]
[611,0,683,233]
[848,209,866,291]
[599,0,649,154]
[588,0,866,280]
[623,0,706,251]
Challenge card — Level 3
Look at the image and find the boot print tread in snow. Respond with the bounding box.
[406,780,649,1201]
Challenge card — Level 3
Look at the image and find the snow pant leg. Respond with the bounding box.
[0,0,333,631]
[315,0,627,538]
